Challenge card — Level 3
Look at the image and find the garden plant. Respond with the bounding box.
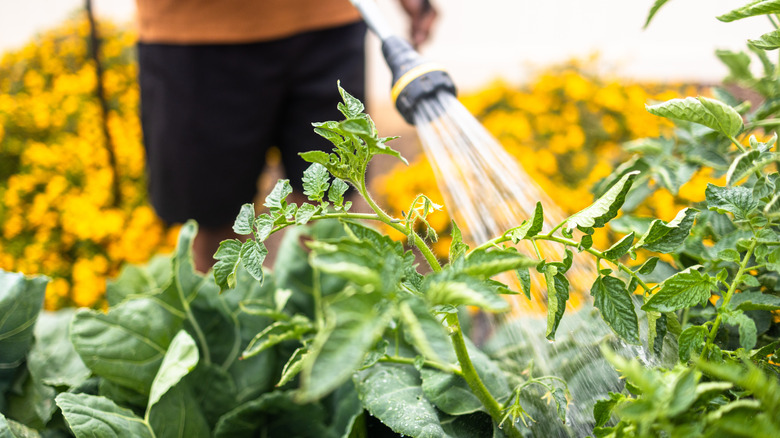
[2,1,780,437]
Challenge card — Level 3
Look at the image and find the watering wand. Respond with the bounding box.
[350,0,457,124]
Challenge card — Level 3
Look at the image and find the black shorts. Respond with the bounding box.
[138,22,367,227]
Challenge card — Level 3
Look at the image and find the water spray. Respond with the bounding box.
[351,0,455,124]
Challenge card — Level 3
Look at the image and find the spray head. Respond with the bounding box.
[351,0,456,124]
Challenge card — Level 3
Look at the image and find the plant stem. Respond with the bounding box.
[448,314,522,438]
[378,356,462,375]
[312,266,324,331]
[728,135,748,153]
[701,239,756,359]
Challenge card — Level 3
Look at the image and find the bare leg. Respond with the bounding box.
[192,224,239,273]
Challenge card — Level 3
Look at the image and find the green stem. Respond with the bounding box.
[746,118,780,129]
[179,277,211,365]
[728,135,748,153]
[701,240,756,359]
[448,314,522,438]
[312,266,324,331]
[378,356,462,375]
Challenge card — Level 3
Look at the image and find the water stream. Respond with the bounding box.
[411,90,647,436]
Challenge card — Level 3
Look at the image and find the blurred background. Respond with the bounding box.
[0,0,771,309]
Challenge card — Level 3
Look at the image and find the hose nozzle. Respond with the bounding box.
[351,0,456,125]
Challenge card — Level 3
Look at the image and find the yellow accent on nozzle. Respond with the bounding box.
[390,63,448,104]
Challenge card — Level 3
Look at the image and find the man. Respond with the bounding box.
[135,0,436,272]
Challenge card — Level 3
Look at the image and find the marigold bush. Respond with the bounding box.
[0,16,178,309]
[373,60,707,255]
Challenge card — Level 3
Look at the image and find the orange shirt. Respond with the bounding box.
[135,0,361,44]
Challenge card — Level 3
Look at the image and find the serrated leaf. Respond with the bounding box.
[56,393,153,437]
[565,171,639,233]
[425,276,510,313]
[717,0,780,22]
[678,325,708,362]
[730,292,780,310]
[603,232,635,259]
[636,257,659,275]
[642,268,717,313]
[509,202,544,241]
[264,179,292,212]
[722,311,757,350]
[254,214,274,242]
[294,203,319,225]
[716,49,754,83]
[337,81,365,118]
[646,96,743,138]
[449,221,469,263]
[706,184,758,219]
[213,239,242,291]
[590,276,639,344]
[515,267,532,300]
[232,203,255,235]
[647,311,667,356]
[455,247,537,278]
[633,208,698,253]
[300,150,332,165]
[545,267,570,340]
[593,392,623,427]
[328,177,349,208]
[240,239,267,283]
[302,163,330,202]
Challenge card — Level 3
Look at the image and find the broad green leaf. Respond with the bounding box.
[455,247,537,278]
[213,239,242,291]
[590,276,639,344]
[147,330,199,411]
[644,0,671,28]
[56,393,154,438]
[727,150,762,185]
[565,171,639,233]
[678,325,708,362]
[27,309,90,388]
[593,392,623,427]
[603,232,635,259]
[298,293,393,402]
[449,221,469,263]
[667,369,699,417]
[232,203,255,235]
[148,384,210,438]
[642,268,717,313]
[327,177,350,208]
[294,203,319,225]
[302,163,330,202]
[425,275,510,313]
[706,184,758,219]
[0,413,41,437]
[214,391,331,438]
[254,214,274,242]
[263,179,292,212]
[716,50,754,82]
[646,96,743,137]
[355,363,450,438]
[0,271,47,388]
[239,239,267,283]
[717,0,780,22]
[636,257,659,275]
[722,311,758,350]
[70,298,183,394]
[633,208,698,253]
[4,368,56,429]
[508,202,544,241]
[729,292,780,310]
[697,359,780,411]
[399,300,446,364]
[299,150,331,166]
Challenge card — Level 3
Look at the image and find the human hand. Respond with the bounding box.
[398,0,437,48]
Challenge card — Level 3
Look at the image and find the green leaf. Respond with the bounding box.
[678,325,708,362]
[646,96,743,137]
[298,293,393,402]
[593,392,624,427]
[668,369,699,417]
[722,311,758,350]
[515,267,532,300]
[565,171,639,233]
[697,358,780,411]
[0,271,47,388]
[213,239,242,291]
[277,347,308,387]
[240,240,267,283]
[264,179,292,212]
[294,203,319,225]
[455,247,537,279]
[633,208,698,253]
[728,150,763,185]
[642,268,717,313]
[590,276,640,344]
[232,203,255,235]
[508,202,544,241]
[355,364,450,437]
[254,214,274,242]
[644,0,671,28]
[730,292,780,310]
[26,309,90,388]
[337,81,365,118]
[302,163,330,202]
[603,232,635,259]
[399,300,448,364]
[449,221,469,263]
[327,177,350,209]
[716,50,754,83]
[636,257,659,275]
[299,150,331,166]
[56,393,154,437]
[214,391,332,438]
[0,413,41,437]
[148,384,210,438]
[147,330,199,411]
[70,298,183,394]
[242,318,312,359]
[717,0,780,22]
[545,269,571,340]
[706,184,758,219]
[425,275,510,313]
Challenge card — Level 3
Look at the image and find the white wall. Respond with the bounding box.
[0,0,771,103]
